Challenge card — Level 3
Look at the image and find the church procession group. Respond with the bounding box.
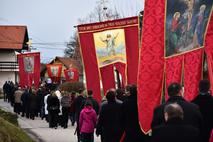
[2,0,213,142]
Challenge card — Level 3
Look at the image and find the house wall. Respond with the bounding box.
[0,50,16,61]
[0,50,19,88]
[0,72,17,87]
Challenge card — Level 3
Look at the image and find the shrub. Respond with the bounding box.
[59,82,85,93]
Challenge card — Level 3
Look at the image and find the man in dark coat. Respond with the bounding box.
[192,80,213,142]
[96,89,123,142]
[151,83,203,134]
[121,85,150,142]
[21,88,30,117]
[73,89,86,142]
[151,103,201,142]
[28,89,38,120]
[3,81,8,102]
[86,90,99,115]
[47,91,60,129]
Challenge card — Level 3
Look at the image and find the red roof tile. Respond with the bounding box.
[0,26,29,50]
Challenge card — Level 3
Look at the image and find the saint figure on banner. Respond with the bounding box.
[100,33,119,56]
[194,4,206,46]
[68,71,74,79]
[24,56,34,73]
[51,66,59,77]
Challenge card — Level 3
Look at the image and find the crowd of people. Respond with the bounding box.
[2,80,213,142]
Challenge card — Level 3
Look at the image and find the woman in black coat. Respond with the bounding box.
[47,91,60,129]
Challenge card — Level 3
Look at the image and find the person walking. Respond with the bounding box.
[28,89,38,120]
[69,91,76,126]
[44,90,50,122]
[151,83,203,135]
[47,91,60,129]
[192,80,213,142]
[86,90,99,115]
[96,89,123,142]
[3,81,8,102]
[151,103,201,142]
[61,91,71,128]
[79,100,97,142]
[14,87,23,115]
[74,89,86,142]
[121,85,150,142]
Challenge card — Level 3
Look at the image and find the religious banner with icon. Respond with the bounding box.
[137,0,212,134]
[93,29,126,67]
[46,64,62,83]
[78,16,139,102]
[18,52,40,88]
[23,56,34,73]
[64,68,79,82]
[165,0,213,57]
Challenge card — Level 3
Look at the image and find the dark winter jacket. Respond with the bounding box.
[121,95,150,142]
[96,100,123,142]
[151,118,201,142]
[192,93,213,142]
[151,96,203,132]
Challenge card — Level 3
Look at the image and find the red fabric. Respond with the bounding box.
[18,52,40,88]
[78,17,138,103]
[100,65,116,95]
[78,32,102,103]
[184,49,203,101]
[114,62,126,88]
[137,0,165,134]
[124,26,139,84]
[205,13,213,94]
[120,132,125,142]
[64,68,79,82]
[165,55,183,100]
[210,129,213,142]
[46,64,62,83]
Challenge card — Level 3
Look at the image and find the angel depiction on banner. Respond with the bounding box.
[99,32,119,56]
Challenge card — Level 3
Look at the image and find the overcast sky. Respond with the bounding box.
[0,0,144,63]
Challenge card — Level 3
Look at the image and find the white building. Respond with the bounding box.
[0,26,29,88]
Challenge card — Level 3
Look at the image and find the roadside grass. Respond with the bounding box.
[0,109,35,142]
[0,109,18,126]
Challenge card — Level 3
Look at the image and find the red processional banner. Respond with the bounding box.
[205,13,213,94]
[165,55,183,100]
[138,0,213,134]
[64,68,79,82]
[46,64,62,83]
[17,52,40,88]
[78,17,139,102]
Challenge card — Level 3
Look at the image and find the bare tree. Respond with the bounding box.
[64,0,143,59]
[64,0,122,59]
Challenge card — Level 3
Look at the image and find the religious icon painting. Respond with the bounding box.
[50,66,59,77]
[68,71,74,79]
[23,56,34,73]
[93,29,127,67]
[165,0,213,57]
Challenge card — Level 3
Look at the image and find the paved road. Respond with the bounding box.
[0,99,101,142]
